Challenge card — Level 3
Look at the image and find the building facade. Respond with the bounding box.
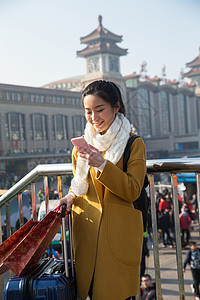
[1,16,200,177]
[0,83,85,175]
[125,75,200,158]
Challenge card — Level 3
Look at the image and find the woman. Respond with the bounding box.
[60,80,146,300]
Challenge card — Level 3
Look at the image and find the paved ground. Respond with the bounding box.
[146,222,200,299]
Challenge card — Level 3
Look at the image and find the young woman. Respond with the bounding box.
[59,80,146,300]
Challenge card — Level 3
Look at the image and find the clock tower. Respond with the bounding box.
[77,16,128,96]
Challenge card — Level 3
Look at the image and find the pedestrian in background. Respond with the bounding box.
[37,188,44,203]
[158,208,174,248]
[141,274,156,299]
[158,196,170,212]
[183,242,200,300]
[179,204,193,248]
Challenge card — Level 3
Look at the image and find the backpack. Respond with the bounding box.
[123,135,149,231]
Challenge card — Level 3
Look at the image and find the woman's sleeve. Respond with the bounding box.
[97,137,146,203]
[71,147,78,175]
[68,147,77,194]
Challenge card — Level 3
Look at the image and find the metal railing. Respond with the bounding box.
[0,158,200,300]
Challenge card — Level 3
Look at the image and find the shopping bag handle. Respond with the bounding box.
[53,205,68,216]
[61,204,67,217]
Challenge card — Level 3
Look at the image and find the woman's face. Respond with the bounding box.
[83,95,120,134]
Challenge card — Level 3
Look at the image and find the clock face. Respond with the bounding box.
[109,57,119,72]
[88,57,100,73]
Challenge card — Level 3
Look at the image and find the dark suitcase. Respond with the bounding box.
[3,207,76,300]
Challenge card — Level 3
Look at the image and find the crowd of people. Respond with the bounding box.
[147,187,198,250]
[0,171,23,189]
[143,186,199,299]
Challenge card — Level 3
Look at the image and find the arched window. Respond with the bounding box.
[53,115,68,140]
[6,113,25,141]
[31,114,47,140]
[72,115,85,137]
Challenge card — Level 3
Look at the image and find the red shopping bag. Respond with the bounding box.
[3,206,63,276]
[0,220,38,275]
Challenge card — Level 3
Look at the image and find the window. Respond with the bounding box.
[34,114,43,140]
[26,93,45,103]
[53,115,68,140]
[102,56,106,72]
[197,99,200,129]
[179,94,188,134]
[72,115,85,137]
[20,115,25,140]
[10,113,19,140]
[69,97,81,106]
[70,98,76,106]
[160,91,170,135]
[138,88,151,137]
[5,112,25,143]
[31,114,47,141]
[2,91,22,101]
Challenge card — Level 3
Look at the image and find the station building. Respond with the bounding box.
[0,15,200,176]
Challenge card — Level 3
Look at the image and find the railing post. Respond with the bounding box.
[0,212,2,244]
[44,176,49,214]
[58,175,66,260]
[0,211,4,300]
[18,193,24,227]
[148,173,162,300]
[171,173,185,300]
[31,182,37,221]
[5,203,11,238]
[57,176,63,199]
[196,173,200,234]
[43,176,52,257]
[5,203,13,280]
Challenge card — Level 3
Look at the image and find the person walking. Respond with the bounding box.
[59,80,146,300]
[183,242,200,299]
[158,208,174,248]
[179,204,193,248]
[158,196,170,212]
[37,188,44,203]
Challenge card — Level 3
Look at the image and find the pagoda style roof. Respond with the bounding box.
[80,15,123,44]
[146,76,161,83]
[77,16,128,58]
[184,67,200,78]
[124,72,139,79]
[77,41,127,57]
[186,47,200,68]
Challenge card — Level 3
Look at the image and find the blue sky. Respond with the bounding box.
[0,0,199,87]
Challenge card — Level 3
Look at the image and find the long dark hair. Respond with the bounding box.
[82,80,126,115]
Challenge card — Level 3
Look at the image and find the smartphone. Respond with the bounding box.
[71,137,91,153]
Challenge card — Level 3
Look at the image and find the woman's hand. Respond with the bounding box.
[59,194,75,211]
[79,144,105,168]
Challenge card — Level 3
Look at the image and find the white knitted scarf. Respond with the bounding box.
[70,113,131,196]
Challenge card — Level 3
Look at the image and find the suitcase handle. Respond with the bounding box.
[61,205,74,278]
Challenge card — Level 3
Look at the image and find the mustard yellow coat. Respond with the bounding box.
[71,136,146,300]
